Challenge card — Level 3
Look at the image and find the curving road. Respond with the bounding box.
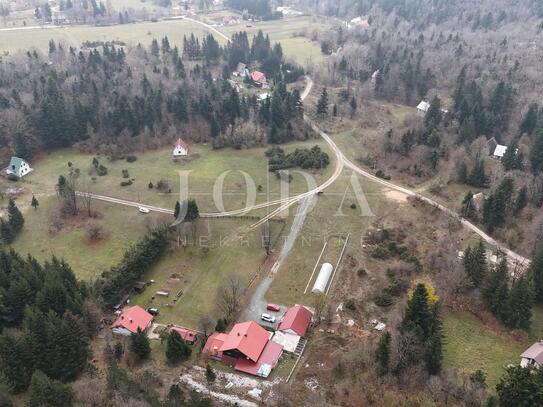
[76,17,530,267]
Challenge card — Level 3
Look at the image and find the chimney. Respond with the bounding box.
[244,334,247,337]
[121,316,124,320]
[129,318,133,323]
[237,332,240,336]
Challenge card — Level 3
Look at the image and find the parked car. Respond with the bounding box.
[138,206,150,214]
[261,313,276,323]
[146,307,159,316]
[266,303,280,312]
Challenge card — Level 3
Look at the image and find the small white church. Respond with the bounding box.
[172,138,189,157]
[5,156,33,178]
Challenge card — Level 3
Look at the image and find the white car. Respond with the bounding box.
[261,313,276,323]
[138,206,150,214]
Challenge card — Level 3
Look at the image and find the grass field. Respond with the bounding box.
[0,19,215,54]
[130,218,284,329]
[23,141,334,214]
[442,311,524,388]
[10,195,162,280]
[265,171,391,307]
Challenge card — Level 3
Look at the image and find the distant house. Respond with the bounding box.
[257,93,270,102]
[371,69,380,81]
[272,305,313,353]
[486,137,508,159]
[416,100,430,116]
[203,321,283,378]
[5,157,32,179]
[233,62,248,77]
[112,305,153,336]
[172,138,189,157]
[170,326,199,345]
[222,15,238,25]
[521,341,543,369]
[251,71,268,88]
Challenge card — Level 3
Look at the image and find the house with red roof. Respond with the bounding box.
[250,71,268,88]
[203,321,283,378]
[170,326,199,345]
[112,305,153,336]
[272,305,313,353]
[173,138,189,157]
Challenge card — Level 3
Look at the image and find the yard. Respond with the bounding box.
[442,311,525,388]
[130,218,285,329]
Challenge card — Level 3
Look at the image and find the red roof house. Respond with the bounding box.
[171,326,199,345]
[278,305,313,337]
[234,340,283,377]
[203,332,228,358]
[112,305,153,336]
[250,71,267,87]
[220,321,270,362]
[173,138,189,156]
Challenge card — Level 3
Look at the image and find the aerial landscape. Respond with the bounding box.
[1,0,543,406]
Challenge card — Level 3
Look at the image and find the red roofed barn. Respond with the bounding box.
[220,321,269,362]
[112,305,153,336]
[278,305,313,337]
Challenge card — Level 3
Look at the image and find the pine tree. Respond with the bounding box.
[205,364,216,383]
[514,186,528,215]
[31,195,39,210]
[531,124,543,174]
[506,276,534,330]
[165,384,185,406]
[501,141,522,171]
[7,199,24,234]
[519,103,539,135]
[166,330,191,363]
[457,161,468,184]
[0,219,14,244]
[130,328,151,360]
[461,191,475,218]
[530,248,543,303]
[497,366,543,407]
[316,88,328,116]
[375,331,391,374]
[483,259,510,320]
[425,330,443,375]
[186,199,200,222]
[464,242,487,287]
[424,96,442,130]
[174,201,181,220]
[468,159,489,187]
[401,284,432,337]
[27,371,74,407]
[0,333,33,393]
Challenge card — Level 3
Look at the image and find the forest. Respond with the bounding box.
[0,30,308,164]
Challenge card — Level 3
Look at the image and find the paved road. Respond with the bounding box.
[239,196,315,325]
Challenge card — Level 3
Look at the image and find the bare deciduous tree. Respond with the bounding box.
[217,275,243,320]
[197,314,216,338]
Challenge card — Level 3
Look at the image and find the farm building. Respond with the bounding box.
[203,321,283,378]
[272,305,313,353]
[486,137,508,159]
[312,263,333,293]
[173,138,189,157]
[112,305,153,336]
[5,156,33,178]
[233,62,248,77]
[520,341,543,369]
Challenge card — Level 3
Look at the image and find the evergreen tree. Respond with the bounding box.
[166,330,191,363]
[0,219,14,245]
[424,96,442,130]
[457,161,468,184]
[483,259,510,321]
[215,318,227,332]
[401,284,432,337]
[425,329,443,375]
[31,195,39,210]
[130,328,151,360]
[186,199,200,222]
[205,364,216,383]
[349,96,357,117]
[7,199,24,235]
[468,159,489,187]
[375,331,391,374]
[514,186,528,215]
[506,275,534,330]
[530,248,543,303]
[531,125,543,174]
[174,201,181,220]
[316,88,328,116]
[0,333,33,393]
[464,241,487,287]
[165,384,185,406]
[461,191,475,218]
[27,371,73,407]
[519,103,539,135]
[13,133,33,162]
[496,366,543,407]
[501,141,523,171]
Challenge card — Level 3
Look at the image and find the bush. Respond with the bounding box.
[148,182,153,189]
[85,222,106,242]
[122,169,130,178]
[120,180,133,187]
[345,299,356,310]
[375,170,391,180]
[126,155,138,163]
[97,165,108,176]
[374,292,393,307]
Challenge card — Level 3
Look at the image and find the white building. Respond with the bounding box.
[520,341,543,369]
[5,157,32,178]
[172,138,189,157]
[416,100,430,116]
[312,263,333,293]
